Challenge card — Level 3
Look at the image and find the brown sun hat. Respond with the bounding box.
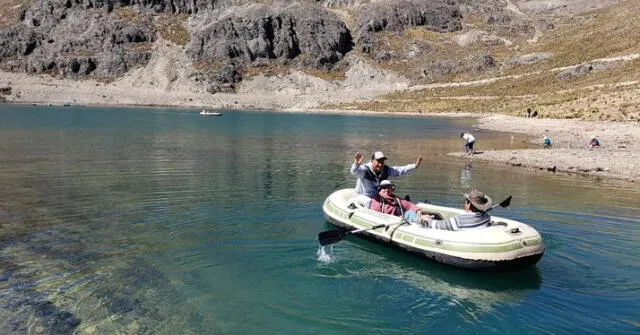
[464,189,492,211]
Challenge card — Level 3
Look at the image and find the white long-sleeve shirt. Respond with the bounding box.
[350,162,417,196]
[462,133,475,144]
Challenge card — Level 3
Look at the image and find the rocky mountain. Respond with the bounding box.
[0,0,524,89]
[1,0,637,120]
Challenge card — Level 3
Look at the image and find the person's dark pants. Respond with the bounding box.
[465,141,475,153]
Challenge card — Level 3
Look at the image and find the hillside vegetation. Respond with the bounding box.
[336,0,640,120]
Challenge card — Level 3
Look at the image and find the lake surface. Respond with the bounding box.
[0,104,638,334]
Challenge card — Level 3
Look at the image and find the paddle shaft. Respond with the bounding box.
[318,221,405,246]
[347,223,387,235]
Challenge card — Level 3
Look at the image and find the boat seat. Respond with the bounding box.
[347,196,369,209]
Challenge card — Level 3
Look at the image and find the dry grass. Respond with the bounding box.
[125,42,153,53]
[155,14,189,46]
[522,3,640,69]
[244,61,290,78]
[72,49,93,57]
[338,0,640,121]
[115,8,189,46]
[243,58,346,81]
[193,58,226,73]
[116,7,141,24]
[0,0,31,29]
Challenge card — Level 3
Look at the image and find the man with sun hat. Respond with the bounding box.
[421,189,493,230]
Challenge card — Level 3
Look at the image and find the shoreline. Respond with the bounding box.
[2,71,639,183]
[458,115,640,183]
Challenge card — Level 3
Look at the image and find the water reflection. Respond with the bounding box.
[460,159,472,189]
[1,106,639,334]
[316,239,541,322]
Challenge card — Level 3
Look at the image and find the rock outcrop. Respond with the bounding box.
[0,0,552,92]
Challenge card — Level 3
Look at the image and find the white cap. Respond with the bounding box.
[379,180,394,187]
[372,151,386,160]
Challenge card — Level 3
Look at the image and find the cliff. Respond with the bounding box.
[1,0,638,119]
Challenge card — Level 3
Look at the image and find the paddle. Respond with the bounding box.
[489,195,512,212]
[318,196,512,246]
[318,223,395,246]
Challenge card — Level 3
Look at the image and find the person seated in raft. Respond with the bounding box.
[543,135,552,148]
[420,189,493,230]
[369,180,425,223]
[350,151,422,208]
[588,137,600,148]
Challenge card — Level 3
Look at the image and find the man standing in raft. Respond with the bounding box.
[350,151,422,207]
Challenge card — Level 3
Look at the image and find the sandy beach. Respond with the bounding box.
[2,68,640,183]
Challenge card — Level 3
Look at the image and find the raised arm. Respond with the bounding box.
[387,156,421,177]
[350,152,367,176]
[354,152,363,165]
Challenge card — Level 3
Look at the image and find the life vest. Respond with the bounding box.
[363,165,390,186]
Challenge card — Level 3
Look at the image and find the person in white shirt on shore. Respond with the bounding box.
[460,132,476,155]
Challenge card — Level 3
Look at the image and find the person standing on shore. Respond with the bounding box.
[350,151,422,207]
[460,132,476,155]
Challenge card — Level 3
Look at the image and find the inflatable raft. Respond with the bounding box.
[321,189,544,272]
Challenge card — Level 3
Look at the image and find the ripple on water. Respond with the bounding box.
[1,107,639,334]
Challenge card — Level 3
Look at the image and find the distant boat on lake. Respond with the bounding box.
[200,110,222,116]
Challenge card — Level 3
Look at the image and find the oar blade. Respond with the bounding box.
[499,196,512,208]
[318,230,346,246]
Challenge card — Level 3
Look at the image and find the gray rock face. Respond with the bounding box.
[0,0,524,90]
[458,0,536,37]
[556,63,611,80]
[0,0,354,88]
[355,0,463,53]
[187,3,353,68]
[505,53,552,66]
[128,0,254,14]
[419,54,497,82]
[0,0,154,78]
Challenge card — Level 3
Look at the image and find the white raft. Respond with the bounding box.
[200,110,222,116]
[322,189,544,272]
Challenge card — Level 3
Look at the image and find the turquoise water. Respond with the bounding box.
[0,104,639,334]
